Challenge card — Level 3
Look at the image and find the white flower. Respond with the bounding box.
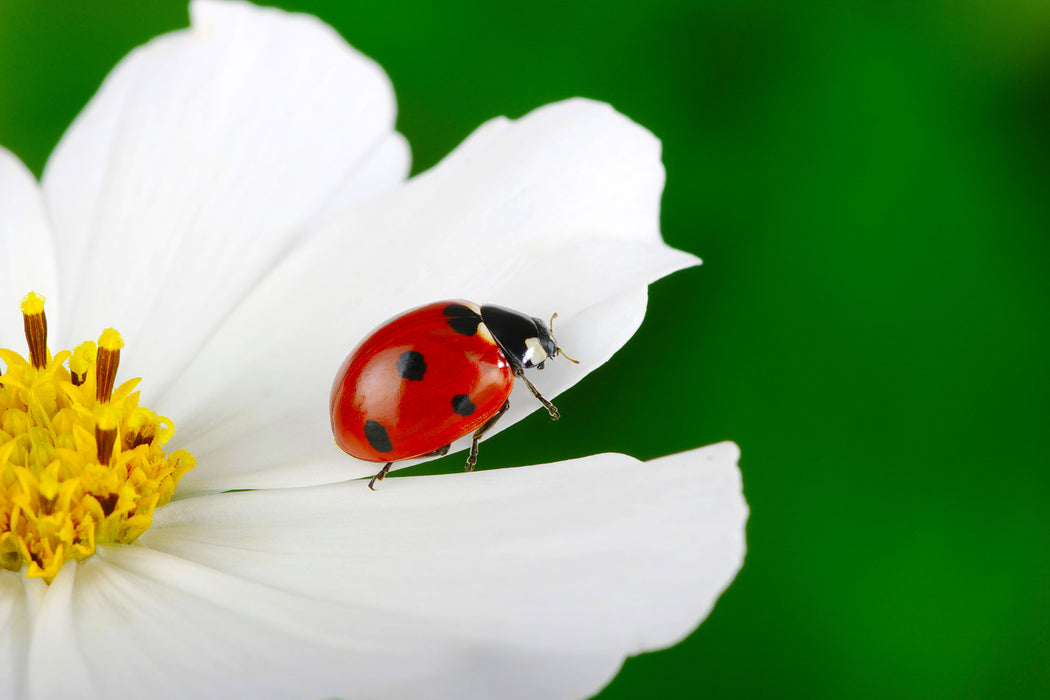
[0,1,748,698]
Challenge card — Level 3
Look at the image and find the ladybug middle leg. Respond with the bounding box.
[466,400,510,472]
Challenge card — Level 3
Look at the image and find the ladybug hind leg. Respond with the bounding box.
[368,445,450,490]
[368,462,393,491]
[516,369,559,420]
[466,400,510,472]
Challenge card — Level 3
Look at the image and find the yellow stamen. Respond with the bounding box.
[95,328,123,403]
[0,293,195,583]
[20,292,48,370]
[94,406,119,466]
[69,341,96,387]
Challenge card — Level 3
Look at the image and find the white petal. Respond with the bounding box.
[0,148,61,340]
[0,574,34,700]
[141,443,747,699]
[24,565,96,700]
[23,549,457,700]
[167,98,698,491]
[41,0,408,386]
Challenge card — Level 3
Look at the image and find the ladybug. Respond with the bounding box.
[330,300,577,489]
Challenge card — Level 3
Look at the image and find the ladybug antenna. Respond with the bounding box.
[548,313,580,364]
[557,347,580,364]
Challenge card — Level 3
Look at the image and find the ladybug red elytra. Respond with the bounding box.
[330,300,577,489]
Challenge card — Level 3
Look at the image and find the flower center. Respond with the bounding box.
[0,293,195,583]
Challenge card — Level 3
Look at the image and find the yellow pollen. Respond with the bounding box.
[19,292,45,317]
[0,293,196,583]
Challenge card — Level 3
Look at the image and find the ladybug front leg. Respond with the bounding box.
[368,462,394,490]
[515,369,559,420]
[466,400,510,472]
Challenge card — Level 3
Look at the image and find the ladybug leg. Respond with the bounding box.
[516,369,559,421]
[466,400,510,472]
[369,446,448,490]
[423,444,451,458]
[368,462,393,490]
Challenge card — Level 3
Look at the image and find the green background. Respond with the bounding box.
[2,1,1047,697]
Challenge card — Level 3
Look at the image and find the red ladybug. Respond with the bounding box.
[330,300,577,489]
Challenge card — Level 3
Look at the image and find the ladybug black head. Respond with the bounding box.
[480,304,561,371]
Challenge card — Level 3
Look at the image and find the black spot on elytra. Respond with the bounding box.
[396,350,427,381]
[451,394,476,417]
[364,420,393,453]
[444,303,481,336]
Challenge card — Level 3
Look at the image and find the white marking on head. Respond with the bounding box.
[523,336,549,367]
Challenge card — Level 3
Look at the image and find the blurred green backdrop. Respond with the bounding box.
[2,1,1048,697]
